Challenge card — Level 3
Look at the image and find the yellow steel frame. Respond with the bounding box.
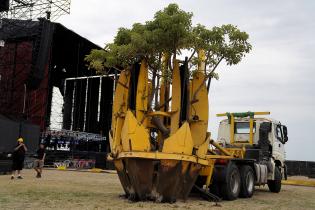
[199,159,215,187]
[117,151,209,166]
[209,139,231,156]
[225,147,246,159]
[205,148,245,160]
[198,148,245,188]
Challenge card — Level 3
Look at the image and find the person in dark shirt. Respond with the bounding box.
[11,138,27,179]
[34,143,46,178]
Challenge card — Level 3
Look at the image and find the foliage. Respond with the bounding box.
[85,3,252,89]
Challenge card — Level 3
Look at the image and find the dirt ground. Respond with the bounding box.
[0,169,314,210]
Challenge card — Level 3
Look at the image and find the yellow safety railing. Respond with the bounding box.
[216,112,270,145]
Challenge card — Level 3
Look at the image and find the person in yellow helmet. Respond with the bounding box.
[11,137,27,179]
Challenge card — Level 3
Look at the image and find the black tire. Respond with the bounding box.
[209,166,224,197]
[239,165,255,198]
[221,163,241,200]
[268,167,282,193]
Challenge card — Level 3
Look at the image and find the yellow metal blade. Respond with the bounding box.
[170,60,181,134]
[162,122,194,155]
[121,111,150,152]
[111,70,130,153]
[136,60,149,126]
[190,71,209,146]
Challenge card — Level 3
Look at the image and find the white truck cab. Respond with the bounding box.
[215,112,288,193]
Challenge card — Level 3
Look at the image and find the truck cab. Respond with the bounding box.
[215,112,288,194]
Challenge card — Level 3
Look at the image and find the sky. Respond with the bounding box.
[58,0,315,161]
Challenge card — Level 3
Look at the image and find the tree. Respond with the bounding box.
[85,3,252,103]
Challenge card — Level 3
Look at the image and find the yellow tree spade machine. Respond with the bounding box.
[108,53,289,202]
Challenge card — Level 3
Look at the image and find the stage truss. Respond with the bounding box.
[0,0,71,21]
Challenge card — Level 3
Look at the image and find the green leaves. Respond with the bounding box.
[219,24,252,66]
[191,24,252,75]
[150,3,193,53]
[85,3,252,85]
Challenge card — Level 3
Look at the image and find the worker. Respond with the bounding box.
[11,138,27,179]
[34,143,46,178]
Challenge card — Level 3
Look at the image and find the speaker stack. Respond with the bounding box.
[27,19,55,89]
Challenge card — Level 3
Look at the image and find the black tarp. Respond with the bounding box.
[73,79,87,131]
[0,115,39,153]
[100,77,113,143]
[0,19,40,40]
[85,78,100,133]
[62,80,74,130]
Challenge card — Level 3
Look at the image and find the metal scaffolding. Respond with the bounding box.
[0,0,71,21]
[60,75,116,132]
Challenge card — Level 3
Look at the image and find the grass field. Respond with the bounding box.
[0,169,314,210]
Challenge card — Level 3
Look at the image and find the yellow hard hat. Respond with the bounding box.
[17,138,24,143]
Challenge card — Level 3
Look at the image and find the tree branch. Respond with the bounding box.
[187,49,196,63]
[209,56,224,75]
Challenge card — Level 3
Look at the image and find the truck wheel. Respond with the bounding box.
[267,167,281,193]
[221,163,241,200]
[239,165,255,198]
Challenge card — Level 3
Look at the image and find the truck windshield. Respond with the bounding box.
[235,122,256,134]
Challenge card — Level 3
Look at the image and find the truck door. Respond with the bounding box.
[272,124,286,162]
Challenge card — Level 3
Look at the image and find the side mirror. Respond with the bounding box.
[282,126,288,143]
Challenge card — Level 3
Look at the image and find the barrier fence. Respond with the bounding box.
[285,160,315,178]
[17,159,315,176]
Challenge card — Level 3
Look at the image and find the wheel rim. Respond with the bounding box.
[230,170,240,194]
[246,172,254,193]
